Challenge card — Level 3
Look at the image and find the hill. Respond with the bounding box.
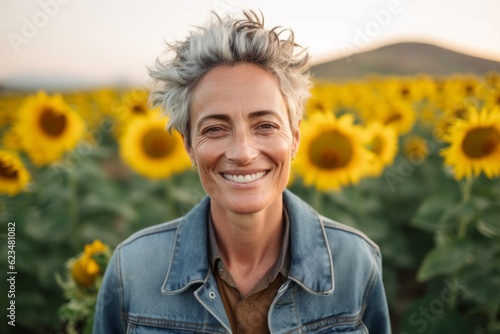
[310,42,500,80]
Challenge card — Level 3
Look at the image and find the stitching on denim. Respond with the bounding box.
[360,247,379,313]
[120,218,181,248]
[320,215,380,252]
[161,216,188,294]
[290,283,304,334]
[284,309,365,334]
[316,212,335,293]
[125,314,226,333]
[193,270,233,333]
[115,249,127,333]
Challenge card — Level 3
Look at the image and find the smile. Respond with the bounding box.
[222,171,267,184]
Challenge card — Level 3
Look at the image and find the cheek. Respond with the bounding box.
[265,136,294,164]
[192,140,222,167]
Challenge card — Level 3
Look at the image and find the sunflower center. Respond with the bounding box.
[370,136,384,155]
[384,112,402,125]
[132,104,146,114]
[465,84,474,94]
[309,130,353,169]
[0,161,18,180]
[40,108,67,137]
[454,108,467,119]
[461,126,500,158]
[400,88,410,98]
[314,101,326,112]
[141,129,174,158]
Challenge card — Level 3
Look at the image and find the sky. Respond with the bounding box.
[1,0,500,90]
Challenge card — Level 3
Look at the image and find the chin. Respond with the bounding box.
[228,195,269,214]
[214,190,276,215]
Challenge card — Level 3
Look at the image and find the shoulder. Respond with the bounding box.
[114,218,182,258]
[283,189,380,255]
[319,214,382,283]
[122,218,181,245]
[320,215,380,253]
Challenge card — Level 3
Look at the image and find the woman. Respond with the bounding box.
[94,10,390,333]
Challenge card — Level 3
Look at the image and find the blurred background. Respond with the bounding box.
[1,0,500,333]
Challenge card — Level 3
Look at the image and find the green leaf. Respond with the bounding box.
[439,201,476,226]
[417,239,473,282]
[401,296,472,334]
[411,192,460,232]
[477,205,500,238]
[79,193,137,221]
[457,263,500,313]
[431,310,472,334]
[23,208,73,242]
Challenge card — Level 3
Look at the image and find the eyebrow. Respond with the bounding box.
[195,114,230,132]
[248,110,281,120]
[195,110,282,130]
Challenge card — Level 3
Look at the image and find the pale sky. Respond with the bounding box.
[1,0,500,90]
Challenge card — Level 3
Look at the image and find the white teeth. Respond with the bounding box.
[223,171,266,183]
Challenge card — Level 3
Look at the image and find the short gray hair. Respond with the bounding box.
[148,10,311,144]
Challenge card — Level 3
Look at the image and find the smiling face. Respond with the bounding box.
[186,63,300,215]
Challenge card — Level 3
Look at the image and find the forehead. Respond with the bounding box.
[191,64,286,120]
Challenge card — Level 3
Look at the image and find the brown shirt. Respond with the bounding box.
[208,211,290,334]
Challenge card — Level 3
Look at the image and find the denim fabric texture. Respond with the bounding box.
[94,190,391,333]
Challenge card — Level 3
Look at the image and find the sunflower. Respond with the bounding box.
[90,87,119,116]
[63,91,102,130]
[441,107,500,180]
[293,112,373,191]
[339,81,373,110]
[71,240,109,287]
[305,82,340,115]
[485,71,500,85]
[0,150,31,196]
[0,93,24,128]
[119,111,191,179]
[380,101,416,135]
[365,122,398,177]
[482,82,500,110]
[1,128,23,151]
[433,102,469,141]
[382,76,423,103]
[404,135,429,164]
[15,91,85,166]
[443,74,480,100]
[110,89,158,138]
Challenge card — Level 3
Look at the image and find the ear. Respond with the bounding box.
[181,134,196,164]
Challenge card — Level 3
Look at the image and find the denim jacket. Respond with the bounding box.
[94,190,391,333]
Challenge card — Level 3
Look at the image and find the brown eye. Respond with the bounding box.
[202,126,226,137]
[258,123,278,130]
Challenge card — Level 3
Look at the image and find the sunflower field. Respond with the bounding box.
[1,72,499,333]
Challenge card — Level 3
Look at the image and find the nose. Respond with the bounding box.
[225,129,259,165]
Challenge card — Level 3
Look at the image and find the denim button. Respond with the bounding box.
[209,291,216,299]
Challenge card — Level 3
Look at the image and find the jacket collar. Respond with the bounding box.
[161,190,334,295]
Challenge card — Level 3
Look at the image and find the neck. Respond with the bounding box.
[210,195,284,270]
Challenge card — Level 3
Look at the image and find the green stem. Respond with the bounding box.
[457,177,474,239]
[458,216,470,239]
[460,176,474,204]
[68,172,80,252]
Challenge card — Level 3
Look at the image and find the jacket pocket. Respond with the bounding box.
[300,314,368,334]
[126,321,227,334]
